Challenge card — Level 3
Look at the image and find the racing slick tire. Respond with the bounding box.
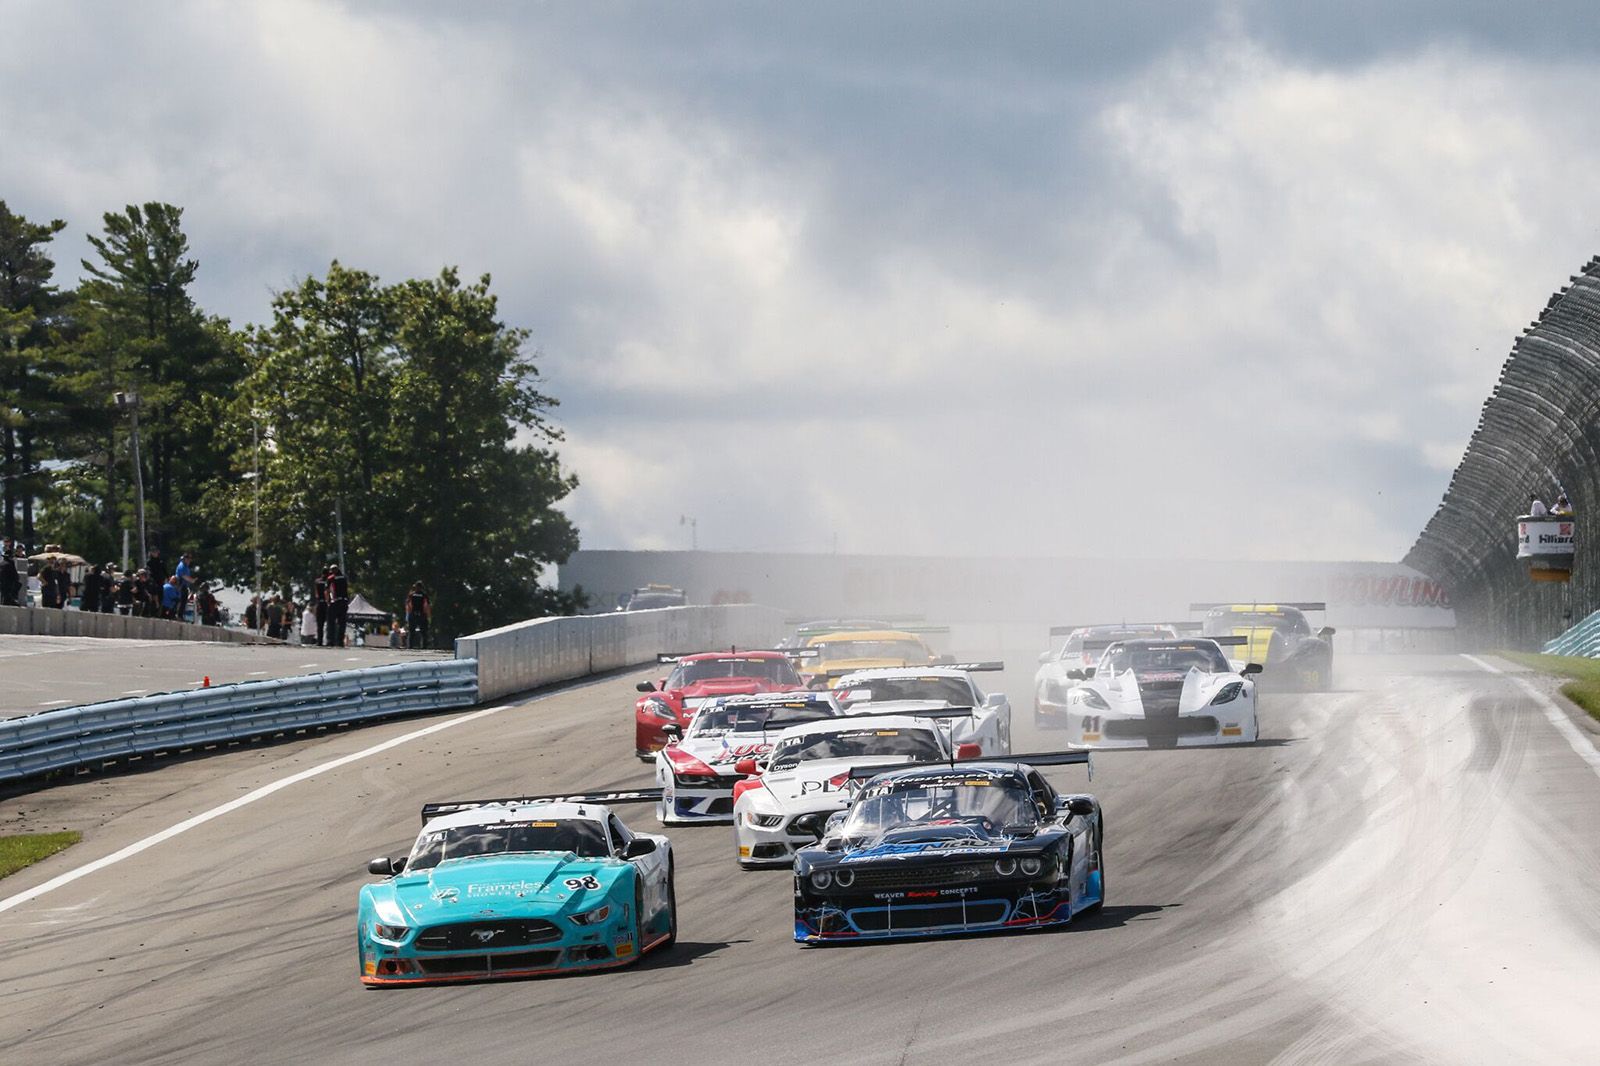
[1082,825,1106,916]
[664,861,678,948]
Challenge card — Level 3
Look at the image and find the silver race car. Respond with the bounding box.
[832,663,1011,755]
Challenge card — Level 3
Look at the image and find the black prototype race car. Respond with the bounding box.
[1193,602,1335,690]
[792,754,1103,944]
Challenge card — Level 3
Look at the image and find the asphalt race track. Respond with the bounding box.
[1,650,1597,1065]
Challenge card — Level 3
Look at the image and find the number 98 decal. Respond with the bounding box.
[564,875,602,891]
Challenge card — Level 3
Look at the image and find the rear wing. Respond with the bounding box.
[658,648,819,663]
[943,660,1004,672]
[1189,602,1327,612]
[421,790,663,823]
[1048,624,1176,636]
[1080,635,1248,652]
[848,748,1093,781]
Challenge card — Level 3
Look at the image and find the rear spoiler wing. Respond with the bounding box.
[1048,624,1176,636]
[1189,602,1327,612]
[849,748,1093,781]
[1080,635,1248,652]
[422,790,663,823]
[657,648,820,663]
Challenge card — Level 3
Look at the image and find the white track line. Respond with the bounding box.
[0,703,512,915]
[1462,654,1600,777]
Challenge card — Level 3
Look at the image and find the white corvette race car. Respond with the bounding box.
[1034,624,1177,729]
[731,713,975,868]
[653,692,840,824]
[1038,637,1260,748]
[831,663,1011,755]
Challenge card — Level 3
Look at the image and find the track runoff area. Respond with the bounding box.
[1,643,1598,1065]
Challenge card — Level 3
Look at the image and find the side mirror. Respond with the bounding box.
[1060,796,1095,817]
[367,856,405,876]
[1241,663,1263,676]
[734,757,761,776]
[983,693,1006,709]
[635,680,658,693]
[1082,667,1096,679]
[660,723,682,740]
[1318,627,1337,639]
[934,654,956,665]
[956,742,983,759]
[623,837,658,859]
[1065,669,1084,681]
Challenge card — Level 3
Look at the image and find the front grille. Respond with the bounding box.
[414,949,561,975]
[850,900,1008,931]
[838,862,999,892]
[676,795,734,816]
[1105,715,1218,738]
[413,919,562,952]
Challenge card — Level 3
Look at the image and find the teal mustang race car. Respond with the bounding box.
[358,790,674,986]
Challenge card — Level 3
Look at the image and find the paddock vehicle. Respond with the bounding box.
[653,692,841,824]
[1192,602,1335,690]
[731,710,979,868]
[833,663,1012,755]
[794,629,948,688]
[618,584,687,610]
[357,791,674,985]
[1038,637,1259,747]
[634,650,807,759]
[792,753,1103,943]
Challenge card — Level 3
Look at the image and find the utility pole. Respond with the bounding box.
[252,419,262,632]
[116,392,148,568]
[334,497,346,572]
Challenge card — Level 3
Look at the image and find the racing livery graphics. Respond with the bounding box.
[634,651,805,759]
[358,794,674,985]
[793,755,1102,943]
[1193,602,1335,690]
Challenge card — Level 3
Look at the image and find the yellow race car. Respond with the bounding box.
[791,629,948,689]
[1190,602,1335,690]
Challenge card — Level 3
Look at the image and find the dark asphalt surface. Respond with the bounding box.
[0,647,1596,1064]
[0,635,447,719]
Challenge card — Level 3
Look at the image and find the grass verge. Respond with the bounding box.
[1498,652,1600,722]
[0,830,82,881]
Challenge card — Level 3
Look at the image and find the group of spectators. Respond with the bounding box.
[0,539,216,622]
[1527,493,1575,517]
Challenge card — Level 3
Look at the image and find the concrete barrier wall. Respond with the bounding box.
[0,605,276,644]
[455,605,786,701]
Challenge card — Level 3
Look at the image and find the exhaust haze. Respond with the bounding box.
[5,3,1600,559]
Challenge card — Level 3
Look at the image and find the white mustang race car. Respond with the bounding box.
[832,663,1011,755]
[1039,637,1260,748]
[731,712,978,868]
[654,692,840,824]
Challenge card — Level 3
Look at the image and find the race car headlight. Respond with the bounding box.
[1019,856,1044,877]
[809,870,833,890]
[1209,682,1244,706]
[994,857,1018,877]
[569,903,612,926]
[833,868,855,888]
[747,812,785,828]
[645,698,676,720]
[372,923,409,944]
[1068,688,1109,711]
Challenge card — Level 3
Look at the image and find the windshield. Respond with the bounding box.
[1101,642,1229,675]
[1061,626,1170,657]
[687,702,835,738]
[1204,610,1307,636]
[842,774,1035,837]
[407,819,609,870]
[671,657,798,686]
[812,639,928,662]
[835,676,970,705]
[767,726,944,772]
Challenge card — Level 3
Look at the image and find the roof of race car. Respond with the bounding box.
[804,630,928,645]
[771,714,948,743]
[702,691,838,708]
[421,802,607,833]
[857,763,1027,787]
[672,650,789,662]
[832,667,975,682]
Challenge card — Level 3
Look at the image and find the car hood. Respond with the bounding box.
[836,820,1034,862]
[756,755,909,810]
[1098,669,1242,714]
[373,854,626,926]
[677,731,779,769]
[676,678,792,701]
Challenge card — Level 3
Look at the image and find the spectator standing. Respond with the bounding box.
[81,564,104,614]
[55,564,72,609]
[145,547,164,586]
[1553,494,1574,516]
[175,552,196,619]
[244,596,259,631]
[326,565,350,648]
[1529,495,1549,517]
[160,575,181,619]
[266,595,284,640]
[313,568,329,646]
[114,571,134,615]
[100,564,118,612]
[406,582,432,649]
[197,583,221,626]
[40,563,60,609]
[0,540,19,607]
[300,602,317,645]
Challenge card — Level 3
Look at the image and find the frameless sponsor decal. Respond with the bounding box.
[467,880,545,898]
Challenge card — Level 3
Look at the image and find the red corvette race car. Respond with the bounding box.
[634,651,807,760]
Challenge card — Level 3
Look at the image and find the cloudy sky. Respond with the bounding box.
[5,1,1599,561]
